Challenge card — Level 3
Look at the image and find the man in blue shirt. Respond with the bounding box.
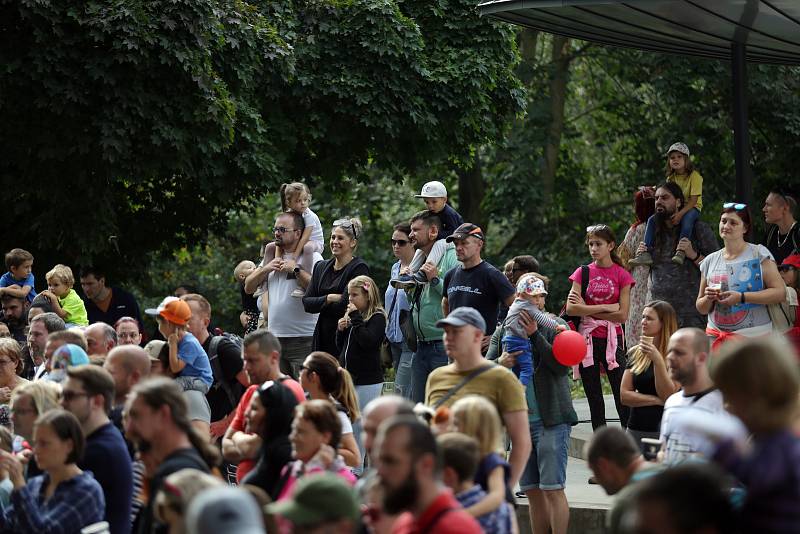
[62,365,133,534]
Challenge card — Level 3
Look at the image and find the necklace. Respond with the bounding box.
[777,222,796,248]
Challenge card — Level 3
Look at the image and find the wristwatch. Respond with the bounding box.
[293,266,302,275]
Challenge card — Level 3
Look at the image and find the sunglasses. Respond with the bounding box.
[333,219,359,239]
[390,239,409,247]
[723,202,747,211]
[273,226,297,234]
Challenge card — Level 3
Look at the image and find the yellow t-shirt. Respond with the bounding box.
[668,170,703,211]
[425,364,527,413]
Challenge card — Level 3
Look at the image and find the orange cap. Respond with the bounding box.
[145,296,192,326]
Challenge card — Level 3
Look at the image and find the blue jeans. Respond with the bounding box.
[643,207,701,249]
[519,420,570,491]
[410,340,448,404]
[390,341,413,399]
[503,334,532,386]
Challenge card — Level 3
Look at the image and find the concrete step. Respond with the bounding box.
[514,455,611,534]
[569,394,622,460]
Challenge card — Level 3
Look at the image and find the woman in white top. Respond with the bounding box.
[697,203,785,350]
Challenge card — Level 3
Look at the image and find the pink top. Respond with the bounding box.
[569,262,635,338]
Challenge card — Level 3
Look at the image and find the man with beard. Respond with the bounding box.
[405,210,459,403]
[244,212,320,379]
[638,183,718,329]
[375,415,481,534]
[125,377,220,534]
[0,294,28,345]
[62,365,133,534]
[659,328,740,465]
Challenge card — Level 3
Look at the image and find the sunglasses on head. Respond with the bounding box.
[723,202,747,211]
[333,219,359,239]
[586,224,611,233]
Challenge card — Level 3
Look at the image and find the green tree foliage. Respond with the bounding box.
[0,0,523,281]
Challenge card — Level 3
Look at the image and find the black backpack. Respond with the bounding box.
[208,332,246,408]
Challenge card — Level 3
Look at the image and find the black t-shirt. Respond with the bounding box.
[625,361,664,433]
[84,286,144,329]
[240,283,260,313]
[764,223,800,265]
[138,448,209,534]
[443,261,516,335]
[202,336,244,422]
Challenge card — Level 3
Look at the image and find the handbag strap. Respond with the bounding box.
[432,364,496,409]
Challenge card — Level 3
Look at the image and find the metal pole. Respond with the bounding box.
[731,42,752,209]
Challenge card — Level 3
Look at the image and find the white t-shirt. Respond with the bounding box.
[659,388,740,465]
[337,410,353,435]
[699,243,775,336]
[267,251,322,337]
[302,208,325,247]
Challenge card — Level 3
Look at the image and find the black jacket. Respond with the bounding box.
[302,257,370,355]
[335,311,386,385]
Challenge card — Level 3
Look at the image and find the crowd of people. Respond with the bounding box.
[0,144,798,534]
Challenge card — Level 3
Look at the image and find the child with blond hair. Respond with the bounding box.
[40,264,88,326]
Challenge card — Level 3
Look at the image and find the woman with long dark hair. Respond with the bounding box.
[241,381,299,499]
[566,224,633,430]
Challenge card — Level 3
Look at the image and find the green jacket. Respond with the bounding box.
[407,248,458,342]
[487,319,578,428]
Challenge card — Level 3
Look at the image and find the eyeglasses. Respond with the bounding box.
[390,239,409,247]
[273,226,297,234]
[723,202,747,211]
[300,365,314,374]
[62,391,90,402]
[333,219,360,239]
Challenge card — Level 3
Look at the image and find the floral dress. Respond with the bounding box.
[620,223,650,349]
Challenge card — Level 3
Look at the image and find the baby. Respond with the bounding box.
[502,274,565,386]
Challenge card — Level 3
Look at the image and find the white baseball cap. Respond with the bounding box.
[415,181,447,198]
[667,142,690,156]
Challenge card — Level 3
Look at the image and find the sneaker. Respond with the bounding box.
[390,274,418,290]
[290,288,305,298]
[671,249,686,265]
[628,251,653,266]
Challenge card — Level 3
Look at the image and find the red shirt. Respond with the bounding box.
[230,379,305,482]
[391,491,482,534]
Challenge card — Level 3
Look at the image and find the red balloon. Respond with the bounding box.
[553,330,586,366]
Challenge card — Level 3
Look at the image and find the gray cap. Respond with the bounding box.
[435,306,486,332]
[185,487,264,534]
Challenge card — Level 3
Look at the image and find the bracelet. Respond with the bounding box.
[741,291,746,304]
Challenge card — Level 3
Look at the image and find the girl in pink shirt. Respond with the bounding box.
[566,225,634,431]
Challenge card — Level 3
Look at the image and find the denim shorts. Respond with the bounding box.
[519,420,570,491]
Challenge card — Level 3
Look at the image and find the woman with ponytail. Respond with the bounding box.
[298,352,360,467]
[566,224,634,431]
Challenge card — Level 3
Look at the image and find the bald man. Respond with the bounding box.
[104,345,151,425]
[361,395,415,464]
[85,322,117,362]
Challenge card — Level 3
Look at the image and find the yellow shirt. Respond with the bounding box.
[425,364,527,413]
[668,170,703,211]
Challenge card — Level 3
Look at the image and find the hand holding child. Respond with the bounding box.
[419,263,438,282]
[670,210,685,226]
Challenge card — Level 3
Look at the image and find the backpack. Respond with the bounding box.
[559,265,589,331]
[768,286,798,334]
[208,332,246,408]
